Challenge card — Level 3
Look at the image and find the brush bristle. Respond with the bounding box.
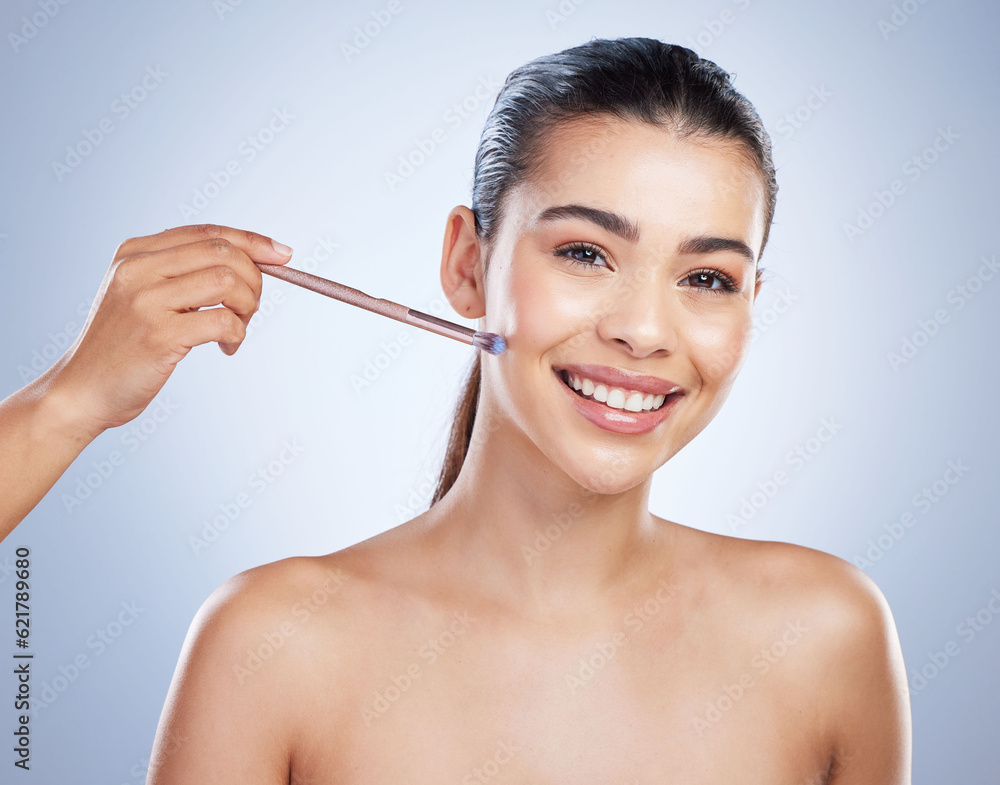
[473,332,506,355]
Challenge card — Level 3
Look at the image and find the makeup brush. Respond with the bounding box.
[255,263,507,355]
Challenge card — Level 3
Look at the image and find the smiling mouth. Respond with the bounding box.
[557,369,680,412]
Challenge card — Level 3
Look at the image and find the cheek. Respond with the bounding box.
[684,305,754,385]
[495,260,595,356]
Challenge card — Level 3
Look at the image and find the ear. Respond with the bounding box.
[440,205,486,319]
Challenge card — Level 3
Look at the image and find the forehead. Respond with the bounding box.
[508,116,766,254]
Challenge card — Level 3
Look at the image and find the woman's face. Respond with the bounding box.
[477,116,767,495]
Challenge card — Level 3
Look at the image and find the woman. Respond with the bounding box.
[147,38,911,783]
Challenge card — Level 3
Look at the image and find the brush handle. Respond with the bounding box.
[255,263,478,347]
[256,263,408,321]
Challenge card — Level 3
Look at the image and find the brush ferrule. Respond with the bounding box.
[405,310,476,345]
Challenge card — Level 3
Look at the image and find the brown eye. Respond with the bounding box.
[555,242,610,269]
[690,272,719,288]
[679,269,739,293]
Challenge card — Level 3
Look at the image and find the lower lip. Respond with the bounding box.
[554,370,682,435]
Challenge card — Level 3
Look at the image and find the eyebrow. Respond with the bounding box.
[533,203,757,266]
[535,204,640,244]
[677,235,757,267]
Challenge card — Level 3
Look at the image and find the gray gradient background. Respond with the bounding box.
[1,0,997,782]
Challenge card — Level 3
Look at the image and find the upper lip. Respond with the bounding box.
[553,363,684,397]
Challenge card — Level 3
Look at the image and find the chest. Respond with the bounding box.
[291,614,831,784]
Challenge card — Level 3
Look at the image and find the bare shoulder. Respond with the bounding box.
[199,522,439,649]
[204,553,354,621]
[189,552,376,684]
[147,554,360,784]
[689,529,900,626]
[716,534,907,675]
[705,533,912,782]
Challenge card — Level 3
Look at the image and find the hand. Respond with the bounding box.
[50,223,293,437]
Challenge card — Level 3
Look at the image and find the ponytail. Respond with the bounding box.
[430,353,481,506]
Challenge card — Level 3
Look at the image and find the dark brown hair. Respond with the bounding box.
[429,36,779,507]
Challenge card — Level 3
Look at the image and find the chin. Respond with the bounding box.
[560,451,653,496]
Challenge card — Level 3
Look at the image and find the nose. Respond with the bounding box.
[594,267,678,358]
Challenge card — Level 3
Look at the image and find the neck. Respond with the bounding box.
[423,407,671,617]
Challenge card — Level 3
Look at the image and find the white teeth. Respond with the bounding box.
[624,392,645,412]
[562,371,675,412]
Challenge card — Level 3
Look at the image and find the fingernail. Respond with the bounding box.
[271,239,293,256]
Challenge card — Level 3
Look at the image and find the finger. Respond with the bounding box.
[136,239,265,306]
[113,237,265,307]
[153,265,259,324]
[174,307,248,355]
[115,224,293,266]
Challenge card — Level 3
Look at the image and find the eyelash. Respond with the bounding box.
[553,242,740,294]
